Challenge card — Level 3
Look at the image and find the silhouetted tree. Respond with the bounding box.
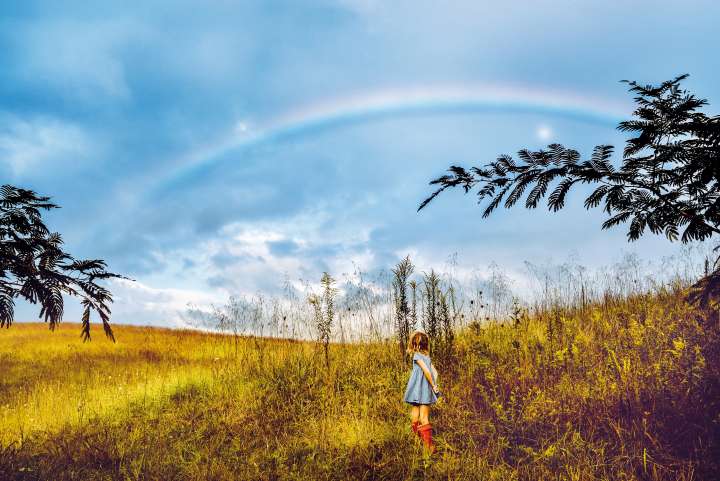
[391,256,414,359]
[419,74,720,310]
[0,185,124,340]
[439,289,454,360]
[422,270,441,348]
[409,280,418,332]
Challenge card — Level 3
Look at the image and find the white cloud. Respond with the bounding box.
[114,206,380,311]
[0,114,93,176]
[109,278,225,328]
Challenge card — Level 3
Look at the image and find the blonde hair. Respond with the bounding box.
[406,330,430,355]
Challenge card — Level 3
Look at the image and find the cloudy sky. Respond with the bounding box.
[3,1,719,327]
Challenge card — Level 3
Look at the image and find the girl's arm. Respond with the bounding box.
[415,359,440,393]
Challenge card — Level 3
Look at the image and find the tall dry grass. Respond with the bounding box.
[1,276,719,480]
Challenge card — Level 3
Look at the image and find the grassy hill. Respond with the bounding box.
[1,285,719,480]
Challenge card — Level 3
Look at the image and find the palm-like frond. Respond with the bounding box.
[419,74,720,309]
[0,184,124,340]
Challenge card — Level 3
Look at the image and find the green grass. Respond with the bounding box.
[1,285,719,480]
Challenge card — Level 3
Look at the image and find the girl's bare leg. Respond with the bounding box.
[411,405,420,423]
[419,405,430,425]
[417,405,435,454]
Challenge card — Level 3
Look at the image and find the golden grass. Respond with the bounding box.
[1,286,719,480]
[1,325,227,444]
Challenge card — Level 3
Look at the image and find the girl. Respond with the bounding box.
[403,330,440,454]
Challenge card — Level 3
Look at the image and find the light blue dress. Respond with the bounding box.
[403,352,438,405]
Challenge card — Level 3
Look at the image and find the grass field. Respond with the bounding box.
[1,284,719,480]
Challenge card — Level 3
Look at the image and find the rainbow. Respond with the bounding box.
[152,84,631,195]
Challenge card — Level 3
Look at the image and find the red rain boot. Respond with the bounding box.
[417,423,435,454]
[411,420,420,435]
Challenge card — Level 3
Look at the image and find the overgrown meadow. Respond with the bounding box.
[1,251,719,480]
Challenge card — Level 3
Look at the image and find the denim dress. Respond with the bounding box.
[403,352,438,405]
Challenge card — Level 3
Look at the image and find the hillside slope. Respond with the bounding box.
[1,286,719,480]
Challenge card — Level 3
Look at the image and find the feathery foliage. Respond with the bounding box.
[419,74,720,309]
[0,185,123,341]
[420,74,720,242]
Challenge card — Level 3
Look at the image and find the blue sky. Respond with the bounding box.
[3,1,719,326]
